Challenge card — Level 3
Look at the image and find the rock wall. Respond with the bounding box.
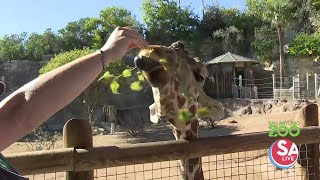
[220,98,313,117]
[0,60,47,98]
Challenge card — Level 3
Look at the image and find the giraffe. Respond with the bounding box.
[134,41,225,180]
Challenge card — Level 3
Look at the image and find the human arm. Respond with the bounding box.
[0,26,148,151]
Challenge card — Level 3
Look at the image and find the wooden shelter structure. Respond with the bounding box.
[205,52,261,98]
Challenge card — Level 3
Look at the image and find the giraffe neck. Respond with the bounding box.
[172,120,204,180]
[153,78,204,179]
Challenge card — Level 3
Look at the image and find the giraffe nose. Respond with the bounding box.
[134,56,146,70]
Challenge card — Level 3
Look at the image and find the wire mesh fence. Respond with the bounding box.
[24,144,316,180]
[232,75,307,99]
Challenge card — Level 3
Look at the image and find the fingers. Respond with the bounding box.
[127,34,149,49]
[118,26,149,49]
[120,26,136,30]
[127,36,148,50]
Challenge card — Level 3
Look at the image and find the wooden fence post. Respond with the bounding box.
[63,119,93,180]
[299,104,319,180]
[315,73,318,99]
[306,73,309,99]
[239,75,242,98]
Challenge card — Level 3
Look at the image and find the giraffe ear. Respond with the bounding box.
[198,89,225,121]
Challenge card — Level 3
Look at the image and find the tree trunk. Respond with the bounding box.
[277,24,285,92]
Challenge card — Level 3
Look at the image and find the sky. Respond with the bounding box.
[0,0,246,37]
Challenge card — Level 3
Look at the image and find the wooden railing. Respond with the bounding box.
[5,104,320,180]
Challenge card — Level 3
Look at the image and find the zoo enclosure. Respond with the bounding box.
[4,104,320,180]
[232,73,320,100]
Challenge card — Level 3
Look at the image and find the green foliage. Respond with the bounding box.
[0,33,27,61]
[122,69,132,77]
[110,80,120,94]
[0,6,141,61]
[251,26,278,63]
[39,48,142,94]
[137,71,145,81]
[39,48,94,74]
[288,33,320,57]
[178,107,210,122]
[98,68,146,94]
[40,28,61,54]
[87,6,143,49]
[142,0,199,45]
[178,109,194,122]
[1,1,319,64]
[130,81,143,91]
[213,26,244,53]
[25,29,62,61]
[246,0,295,26]
[201,5,263,55]
[25,33,47,60]
[58,18,94,51]
[98,71,112,80]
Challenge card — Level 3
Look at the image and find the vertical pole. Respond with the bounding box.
[306,73,309,99]
[297,74,300,99]
[239,75,242,98]
[315,73,318,99]
[299,104,319,180]
[292,76,295,99]
[272,74,275,99]
[216,72,219,99]
[63,119,94,180]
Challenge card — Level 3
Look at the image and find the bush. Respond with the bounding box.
[288,33,320,58]
[39,48,94,74]
[25,127,60,151]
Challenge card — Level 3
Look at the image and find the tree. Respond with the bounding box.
[25,33,46,60]
[199,5,227,37]
[58,18,95,51]
[247,0,296,89]
[199,6,263,57]
[142,0,199,45]
[252,26,278,64]
[288,32,320,59]
[0,33,27,61]
[213,26,244,53]
[85,7,143,49]
[41,28,61,55]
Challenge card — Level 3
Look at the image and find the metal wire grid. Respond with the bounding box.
[25,145,315,180]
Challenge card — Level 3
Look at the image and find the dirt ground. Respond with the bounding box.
[3,110,312,180]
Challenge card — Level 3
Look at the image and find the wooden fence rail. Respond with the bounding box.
[4,126,320,175]
[4,104,320,180]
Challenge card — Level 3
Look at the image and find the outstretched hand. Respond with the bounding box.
[100,26,149,63]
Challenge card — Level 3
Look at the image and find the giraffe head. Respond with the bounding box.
[134,41,206,97]
[134,41,224,132]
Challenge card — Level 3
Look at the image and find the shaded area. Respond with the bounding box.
[119,121,241,144]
